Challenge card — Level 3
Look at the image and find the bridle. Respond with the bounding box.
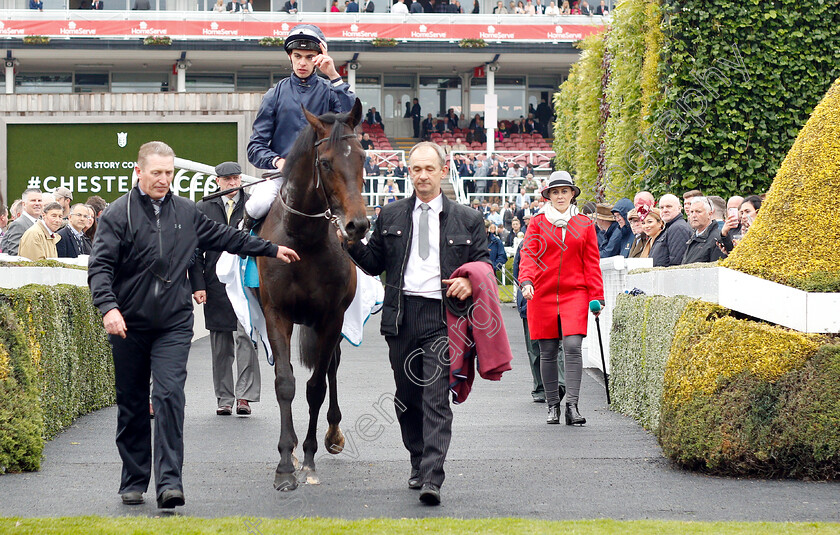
[275,131,358,235]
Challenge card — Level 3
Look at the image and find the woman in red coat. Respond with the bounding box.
[519,171,604,425]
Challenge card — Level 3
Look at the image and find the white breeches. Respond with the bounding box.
[245,178,283,219]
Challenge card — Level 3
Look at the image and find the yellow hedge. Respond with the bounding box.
[723,76,840,286]
[664,302,824,406]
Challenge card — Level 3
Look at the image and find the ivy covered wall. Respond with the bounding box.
[554,0,840,201]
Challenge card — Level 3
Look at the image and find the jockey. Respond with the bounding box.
[245,24,357,221]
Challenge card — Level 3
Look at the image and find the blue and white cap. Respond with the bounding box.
[284,24,327,54]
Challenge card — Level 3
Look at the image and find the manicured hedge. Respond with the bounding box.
[610,294,839,479]
[0,284,114,472]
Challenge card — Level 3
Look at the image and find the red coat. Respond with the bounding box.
[518,213,604,339]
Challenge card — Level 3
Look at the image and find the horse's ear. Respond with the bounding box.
[348,98,363,129]
[302,104,327,137]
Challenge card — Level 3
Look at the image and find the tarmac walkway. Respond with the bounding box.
[1,306,838,522]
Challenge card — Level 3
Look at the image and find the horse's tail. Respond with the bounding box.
[298,325,322,370]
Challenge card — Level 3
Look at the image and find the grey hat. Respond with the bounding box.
[215,161,241,177]
[541,170,580,200]
[54,186,73,201]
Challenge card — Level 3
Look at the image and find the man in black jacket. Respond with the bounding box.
[56,203,92,258]
[88,142,299,510]
[682,197,726,264]
[652,193,692,267]
[347,142,490,506]
[189,162,260,417]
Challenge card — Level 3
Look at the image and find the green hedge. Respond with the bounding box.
[610,294,839,479]
[554,0,840,201]
[0,284,114,472]
[609,294,694,430]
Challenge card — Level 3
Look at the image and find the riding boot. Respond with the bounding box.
[546,403,561,425]
[565,403,586,426]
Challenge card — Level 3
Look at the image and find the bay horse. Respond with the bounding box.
[257,98,368,491]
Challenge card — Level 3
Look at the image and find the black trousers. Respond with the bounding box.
[386,296,451,488]
[110,320,192,497]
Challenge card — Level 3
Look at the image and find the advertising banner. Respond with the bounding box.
[5,121,237,203]
[0,19,603,42]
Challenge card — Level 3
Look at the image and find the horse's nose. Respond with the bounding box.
[344,216,369,242]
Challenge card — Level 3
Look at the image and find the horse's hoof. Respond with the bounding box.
[300,467,320,485]
[274,472,298,492]
[325,428,345,455]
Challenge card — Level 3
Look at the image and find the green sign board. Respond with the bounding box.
[6,122,238,204]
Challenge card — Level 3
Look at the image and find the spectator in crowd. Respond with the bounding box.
[626,209,646,258]
[83,205,97,240]
[381,178,400,204]
[331,0,341,11]
[56,203,93,258]
[1,188,43,257]
[472,0,480,12]
[392,0,409,12]
[595,203,622,258]
[19,201,63,261]
[738,195,761,233]
[363,0,375,11]
[682,197,725,264]
[559,0,570,14]
[545,0,560,14]
[519,171,603,426]
[451,138,467,152]
[652,194,692,267]
[725,194,744,234]
[366,107,384,128]
[493,0,507,12]
[421,113,434,139]
[501,201,515,231]
[514,0,524,13]
[682,188,703,215]
[579,0,592,14]
[720,194,761,252]
[641,208,666,262]
[0,204,8,253]
[633,190,655,213]
[513,186,531,211]
[281,0,298,11]
[505,217,522,247]
[513,242,564,403]
[708,195,726,230]
[524,0,535,14]
[594,0,608,15]
[361,133,375,151]
[569,0,580,14]
[610,198,635,258]
[409,0,424,12]
[346,0,359,11]
[534,0,545,13]
[30,0,43,9]
[189,162,261,418]
[487,203,504,226]
[473,153,489,196]
[486,221,508,271]
[87,195,108,220]
[53,186,74,219]
[213,0,226,11]
[536,98,554,137]
[10,199,23,220]
[521,212,532,233]
[505,163,521,199]
[410,98,422,138]
[393,159,409,178]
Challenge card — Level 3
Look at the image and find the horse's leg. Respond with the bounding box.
[264,307,298,491]
[324,341,345,455]
[300,325,342,485]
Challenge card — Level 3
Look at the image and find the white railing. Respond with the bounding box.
[448,149,553,205]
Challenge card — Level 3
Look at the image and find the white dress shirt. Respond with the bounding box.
[403,193,443,299]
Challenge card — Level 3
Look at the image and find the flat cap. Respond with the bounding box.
[215,161,242,177]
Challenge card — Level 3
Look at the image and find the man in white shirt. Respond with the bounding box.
[391,0,409,13]
[346,142,490,507]
[1,188,43,256]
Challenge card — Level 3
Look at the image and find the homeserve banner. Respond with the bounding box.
[6,122,237,203]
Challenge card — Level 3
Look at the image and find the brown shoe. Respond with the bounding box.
[216,405,233,416]
[236,399,251,415]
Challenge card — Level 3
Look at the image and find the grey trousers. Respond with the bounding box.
[538,335,583,406]
[209,322,260,407]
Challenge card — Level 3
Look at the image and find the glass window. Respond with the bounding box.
[236,73,271,92]
[418,77,461,118]
[75,73,109,93]
[16,73,73,94]
[111,72,169,93]
[384,74,414,88]
[528,75,561,89]
[470,77,527,120]
[185,73,235,93]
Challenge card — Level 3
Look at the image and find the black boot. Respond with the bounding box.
[565,403,586,426]
[546,403,561,424]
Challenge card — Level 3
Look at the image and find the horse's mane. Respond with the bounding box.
[285,109,353,169]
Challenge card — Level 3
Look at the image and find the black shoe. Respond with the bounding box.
[157,489,185,509]
[565,403,586,426]
[419,483,441,505]
[546,403,561,424]
[408,469,422,490]
[558,385,566,402]
[121,491,144,505]
[532,396,546,403]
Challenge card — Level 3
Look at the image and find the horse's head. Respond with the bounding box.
[302,98,369,244]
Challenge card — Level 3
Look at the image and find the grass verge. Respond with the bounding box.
[1,518,839,534]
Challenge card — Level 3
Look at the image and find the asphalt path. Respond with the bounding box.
[1,306,838,522]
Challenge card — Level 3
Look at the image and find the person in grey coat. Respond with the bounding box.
[1,188,42,256]
[652,193,692,267]
[682,197,726,264]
